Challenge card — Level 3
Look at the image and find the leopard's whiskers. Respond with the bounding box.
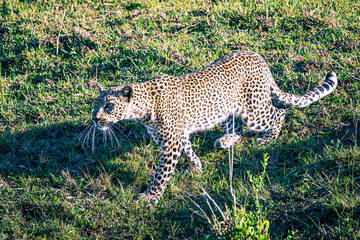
[82,124,94,149]
[111,123,131,142]
[75,123,92,144]
[106,128,111,147]
[76,122,122,153]
[102,127,108,145]
[108,124,121,149]
[107,125,113,147]
[91,123,96,153]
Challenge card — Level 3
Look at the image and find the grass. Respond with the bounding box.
[0,0,359,238]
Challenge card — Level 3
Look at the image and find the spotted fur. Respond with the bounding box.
[92,51,338,204]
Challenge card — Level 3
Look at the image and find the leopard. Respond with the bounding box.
[92,51,338,204]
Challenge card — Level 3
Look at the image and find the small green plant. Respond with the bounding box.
[223,207,269,240]
[187,150,270,239]
[224,154,269,240]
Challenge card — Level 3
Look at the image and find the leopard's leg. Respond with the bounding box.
[182,134,202,173]
[244,104,286,145]
[139,135,182,204]
[214,116,242,149]
[256,108,286,145]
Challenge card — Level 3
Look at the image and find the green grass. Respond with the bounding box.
[0,0,359,238]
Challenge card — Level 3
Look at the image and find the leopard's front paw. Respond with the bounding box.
[138,192,160,205]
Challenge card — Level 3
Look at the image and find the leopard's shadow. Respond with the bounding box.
[0,121,151,190]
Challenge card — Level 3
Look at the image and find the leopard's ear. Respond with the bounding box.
[98,86,106,94]
[118,86,133,103]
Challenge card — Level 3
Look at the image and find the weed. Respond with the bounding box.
[187,152,270,239]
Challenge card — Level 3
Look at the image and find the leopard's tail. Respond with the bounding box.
[271,72,338,108]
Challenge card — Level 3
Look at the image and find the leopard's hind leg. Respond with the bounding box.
[256,107,285,145]
[245,105,286,145]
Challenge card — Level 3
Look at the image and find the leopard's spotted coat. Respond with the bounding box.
[92,51,338,203]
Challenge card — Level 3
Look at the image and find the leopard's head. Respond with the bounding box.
[92,86,132,130]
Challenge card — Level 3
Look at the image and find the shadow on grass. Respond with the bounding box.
[1,116,358,238]
[0,121,150,190]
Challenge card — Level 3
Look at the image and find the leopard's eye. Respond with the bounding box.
[105,103,114,109]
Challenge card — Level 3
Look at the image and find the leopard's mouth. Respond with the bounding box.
[94,119,120,131]
[95,122,109,131]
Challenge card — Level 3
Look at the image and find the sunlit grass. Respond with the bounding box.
[0,0,359,239]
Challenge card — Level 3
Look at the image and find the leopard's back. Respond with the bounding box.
[175,51,272,133]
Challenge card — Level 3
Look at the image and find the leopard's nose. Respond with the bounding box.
[93,117,100,123]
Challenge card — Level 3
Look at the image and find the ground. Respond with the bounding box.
[0,0,359,239]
